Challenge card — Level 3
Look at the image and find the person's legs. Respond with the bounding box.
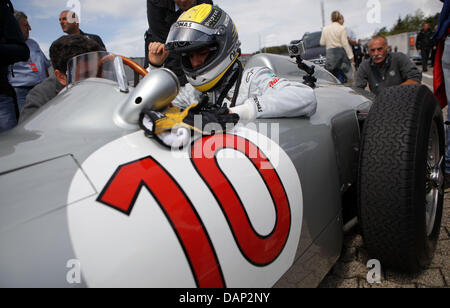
[0,94,18,133]
[332,69,347,84]
[14,87,31,113]
[422,48,430,71]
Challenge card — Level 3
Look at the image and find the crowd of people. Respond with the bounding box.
[319,10,423,92]
[0,0,105,132]
[318,4,448,183]
[0,0,449,150]
[1,0,318,139]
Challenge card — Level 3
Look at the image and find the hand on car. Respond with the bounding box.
[148,42,170,67]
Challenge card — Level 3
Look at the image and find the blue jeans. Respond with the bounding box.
[0,94,18,134]
[331,69,347,84]
[14,86,32,113]
[443,37,450,173]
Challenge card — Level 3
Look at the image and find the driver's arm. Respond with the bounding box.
[230,67,317,120]
[398,53,422,85]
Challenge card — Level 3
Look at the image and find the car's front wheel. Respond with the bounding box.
[358,85,444,272]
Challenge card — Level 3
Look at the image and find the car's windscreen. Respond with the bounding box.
[66,51,129,91]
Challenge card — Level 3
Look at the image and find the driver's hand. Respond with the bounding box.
[148,42,170,67]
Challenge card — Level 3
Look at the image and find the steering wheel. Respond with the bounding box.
[97,55,148,78]
[121,56,148,77]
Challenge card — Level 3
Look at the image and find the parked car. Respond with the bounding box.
[0,51,444,287]
[301,31,327,66]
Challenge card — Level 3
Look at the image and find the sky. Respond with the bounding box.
[12,0,444,58]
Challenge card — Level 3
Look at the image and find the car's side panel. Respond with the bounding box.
[0,155,95,232]
[0,79,131,174]
[274,212,342,288]
[272,118,343,261]
[331,110,361,192]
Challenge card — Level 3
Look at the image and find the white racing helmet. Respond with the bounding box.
[165,4,241,92]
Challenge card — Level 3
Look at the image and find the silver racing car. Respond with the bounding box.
[0,50,444,287]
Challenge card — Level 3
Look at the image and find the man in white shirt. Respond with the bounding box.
[320,11,354,83]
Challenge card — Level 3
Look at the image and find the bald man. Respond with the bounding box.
[354,36,421,96]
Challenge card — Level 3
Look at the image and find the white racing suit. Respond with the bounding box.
[142,65,317,147]
[171,66,317,121]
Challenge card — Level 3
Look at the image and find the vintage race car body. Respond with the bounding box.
[0,53,373,287]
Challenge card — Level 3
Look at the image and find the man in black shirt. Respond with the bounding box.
[0,0,29,133]
[145,0,212,86]
[416,23,433,72]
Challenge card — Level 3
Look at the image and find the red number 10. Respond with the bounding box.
[97,135,291,288]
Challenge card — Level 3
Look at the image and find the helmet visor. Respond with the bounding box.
[166,23,218,51]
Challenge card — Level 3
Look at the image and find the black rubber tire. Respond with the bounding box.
[358,85,444,272]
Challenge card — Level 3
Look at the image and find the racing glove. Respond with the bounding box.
[139,107,191,148]
[181,94,240,134]
[182,105,240,135]
[139,99,239,148]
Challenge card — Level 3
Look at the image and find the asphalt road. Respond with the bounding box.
[319,66,450,288]
[421,67,434,90]
[318,197,449,288]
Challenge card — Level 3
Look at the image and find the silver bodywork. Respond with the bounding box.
[0,53,372,287]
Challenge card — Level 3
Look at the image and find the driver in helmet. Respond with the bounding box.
[148,4,317,121]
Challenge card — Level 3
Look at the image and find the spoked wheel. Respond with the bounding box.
[425,121,444,237]
[358,85,445,272]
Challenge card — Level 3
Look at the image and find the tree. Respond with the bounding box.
[258,45,289,55]
[373,9,440,37]
[374,27,389,37]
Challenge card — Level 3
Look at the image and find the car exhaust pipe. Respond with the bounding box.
[114,68,180,127]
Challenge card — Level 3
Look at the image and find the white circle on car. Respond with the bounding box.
[67,126,303,287]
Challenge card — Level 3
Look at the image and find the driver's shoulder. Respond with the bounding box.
[242,66,275,84]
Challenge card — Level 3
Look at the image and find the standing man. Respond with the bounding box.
[146,0,213,86]
[320,11,354,84]
[354,36,421,96]
[59,10,106,50]
[0,0,29,133]
[352,39,364,70]
[8,10,51,113]
[416,23,433,72]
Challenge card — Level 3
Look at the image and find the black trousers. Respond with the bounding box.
[421,48,431,71]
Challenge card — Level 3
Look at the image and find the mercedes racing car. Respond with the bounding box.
[0,51,444,288]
